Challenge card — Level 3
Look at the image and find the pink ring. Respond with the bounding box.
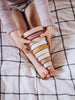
[40,56,51,65]
[26,31,44,40]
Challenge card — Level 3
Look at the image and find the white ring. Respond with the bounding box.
[24,26,44,37]
[30,37,46,46]
[35,48,49,58]
[31,40,47,51]
[44,61,52,68]
[38,52,50,61]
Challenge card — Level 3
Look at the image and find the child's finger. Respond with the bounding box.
[40,32,47,37]
[21,38,31,44]
[22,45,30,54]
[47,37,51,50]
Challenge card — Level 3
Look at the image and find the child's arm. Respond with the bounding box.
[10,30,31,53]
[34,0,54,50]
[40,26,52,50]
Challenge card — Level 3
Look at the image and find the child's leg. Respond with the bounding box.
[11,9,48,79]
[11,10,28,36]
[24,4,41,28]
[24,4,56,77]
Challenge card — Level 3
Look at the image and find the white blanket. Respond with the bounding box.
[0,0,75,100]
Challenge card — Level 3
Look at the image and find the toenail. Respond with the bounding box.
[47,75,50,78]
[51,73,53,76]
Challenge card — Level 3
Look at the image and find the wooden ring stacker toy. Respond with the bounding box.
[24,26,52,69]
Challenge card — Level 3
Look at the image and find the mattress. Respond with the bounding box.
[0,0,75,100]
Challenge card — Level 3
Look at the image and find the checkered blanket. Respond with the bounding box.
[0,0,75,100]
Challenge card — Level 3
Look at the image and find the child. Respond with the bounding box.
[0,0,56,79]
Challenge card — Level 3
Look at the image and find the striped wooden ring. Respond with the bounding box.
[44,61,52,68]
[26,31,44,40]
[32,44,48,55]
[24,26,44,37]
[38,52,50,61]
[40,56,51,65]
[35,48,49,58]
[30,37,46,46]
[31,39,47,51]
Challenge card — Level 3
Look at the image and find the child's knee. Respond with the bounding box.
[25,4,35,16]
[25,4,41,28]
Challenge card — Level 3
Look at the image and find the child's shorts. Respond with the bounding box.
[11,0,33,12]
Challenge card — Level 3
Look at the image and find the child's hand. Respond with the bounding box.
[40,26,52,50]
[9,30,31,53]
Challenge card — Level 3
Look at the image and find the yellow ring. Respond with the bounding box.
[32,44,48,55]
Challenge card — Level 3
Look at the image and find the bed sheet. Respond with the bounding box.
[0,0,75,100]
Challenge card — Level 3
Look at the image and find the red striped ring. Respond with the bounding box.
[26,30,44,40]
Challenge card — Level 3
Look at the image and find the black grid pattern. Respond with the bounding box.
[0,0,75,100]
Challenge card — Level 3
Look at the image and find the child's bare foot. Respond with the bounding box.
[25,51,50,79]
[35,63,49,79]
[46,65,56,78]
[40,57,56,78]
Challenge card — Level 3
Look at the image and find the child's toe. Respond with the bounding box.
[47,74,51,78]
[47,65,56,77]
[50,70,56,76]
[41,73,46,79]
[41,70,48,79]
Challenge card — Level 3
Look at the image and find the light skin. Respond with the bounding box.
[10,4,56,79]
